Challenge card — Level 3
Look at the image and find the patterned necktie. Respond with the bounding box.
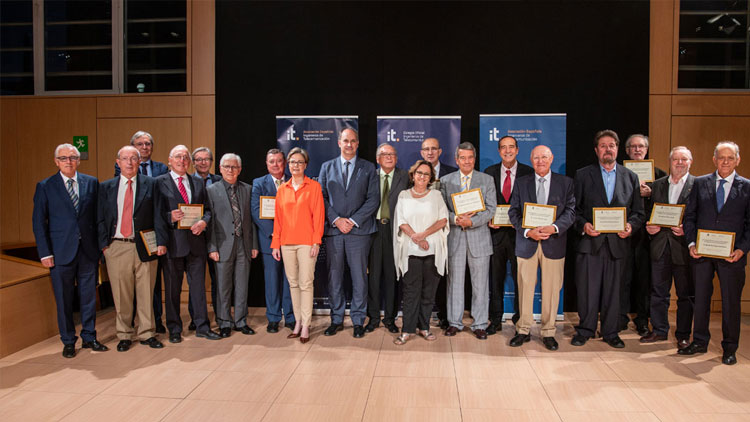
[343,161,351,189]
[230,184,242,236]
[717,179,727,212]
[537,177,546,205]
[121,179,133,237]
[177,176,190,204]
[140,162,148,175]
[67,179,79,213]
[379,174,390,219]
[502,169,511,202]
[275,178,282,191]
[461,175,470,192]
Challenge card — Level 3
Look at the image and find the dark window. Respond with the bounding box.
[0,0,34,95]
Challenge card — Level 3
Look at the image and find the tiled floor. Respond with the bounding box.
[2,308,750,421]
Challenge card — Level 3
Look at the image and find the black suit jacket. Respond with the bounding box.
[97,175,168,261]
[438,162,458,178]
[574,163,645,259]
[195,172,222,187]
[485,161,534,246]
[156,173,212,259]
[647,174,695,265]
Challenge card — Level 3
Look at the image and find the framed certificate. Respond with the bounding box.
[139,229,157,256]
[696,229,735,259]
[451,188,486,215]
[522,203,557,229]
[623,159,655,183]
[593,207,627,233]
[493,205,512,227]
[648,203,685,227]
[177,203,204,229]
[259,196,276,219]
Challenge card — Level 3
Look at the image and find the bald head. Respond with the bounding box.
[530,145,553,177]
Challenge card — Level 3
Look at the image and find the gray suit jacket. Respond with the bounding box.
[648,174,694,265]
[206,180,258,262]
[440,170,497,257]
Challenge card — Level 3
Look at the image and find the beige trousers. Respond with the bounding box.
[104,240,157,340]
[281,245,316,327]
[516,242,564,337]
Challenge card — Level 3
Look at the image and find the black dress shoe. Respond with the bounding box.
[364,319,379,332]
[439,319,450,330]
[722,352,737,365]
[384,323,399,334]
[117,340,132,352]
[169,333,182,343]
[677,342,708,355]
[81,340,109,352]
[188,321,196,331]
[236,326,255,335]
[285,321,296,330]
[571,334,588,346]
[220,327,231,338]
[139,337,164,349]
[62,344,76,358]
[444,326,459,336]
[324,324,343,336]
[640,332,668,343]
[677,339,690,350]
[353,325,366,338]
[542,337,559,351]
[635,323,650,337]
[196,330,221,340]
[473,329,488,340]
[267,322,279,333]
[155,322,167,334]
[604,336,625,349]
[510,333,531,347]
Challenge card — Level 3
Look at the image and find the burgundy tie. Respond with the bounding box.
[121,179,133,237]
[502,169,511,203]
[177,176,190,204]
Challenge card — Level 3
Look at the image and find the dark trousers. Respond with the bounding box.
[402,255,441,333]
[435,275,448,322]
[575,241,622,340]
[489,239,519,324]
[188,258,217,323]
[262,252,295,324]
[50,252,99,345]
[692,258,746,354]
[325,233,372,326]
[367,221,398,325]
[649,245,694,339]
[164,251,209,334]
[620,231,651,327]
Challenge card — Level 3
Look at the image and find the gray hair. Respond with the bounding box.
[169,144,190,159]
[669,146,693,161]
[117,145,141,160]
[219,153,242,167]
[454,142,476,159]
[714,141,740,158]
[266,148,284,161]
[625,134,649,149]
[54,143,80,158]
[287,147,309,163]
[130,130,154,146]
[339,127,359,141]
[192,146,213,161]
[376,143,397,157]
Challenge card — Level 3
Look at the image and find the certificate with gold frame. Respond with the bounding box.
[696,229,735,259]
[492,205,512,227]
[522,203,557,229]
[451,188,486,216]
[177,203,204,229]
[259,196,276,219]
[139,229,157,256]
[623,159,655,183]
[648,203,685,227]
[593,207,626,233]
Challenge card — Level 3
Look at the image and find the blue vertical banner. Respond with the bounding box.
[276,116,358,310]
[479,114,567,320]
[376,116,461,170]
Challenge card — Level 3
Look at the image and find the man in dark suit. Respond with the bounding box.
[572,130,645,348]
[33,143,108,358]
[207,153,259,337]
[620,134,668,336]
[318,128,379,338]
[640,146,695,350]
[251,149,296,333]
[484,135,534,334]
[365,144,408,333]
[156,145,221,343]
[508,145,575,350]
[98,145,167,351]
[682,141,750,365]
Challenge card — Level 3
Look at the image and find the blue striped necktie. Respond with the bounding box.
[67,179,79,213]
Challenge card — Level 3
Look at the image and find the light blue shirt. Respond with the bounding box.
[140,160,152,177]
[600,164,616,203]
[193,172,215,187]
[340,155,357,187]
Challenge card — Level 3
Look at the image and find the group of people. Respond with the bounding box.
[32,128,748,366]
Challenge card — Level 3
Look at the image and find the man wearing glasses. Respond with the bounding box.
[421,137,458,178]
[33,144,108,358]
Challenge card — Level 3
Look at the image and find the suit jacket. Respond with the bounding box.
[438,162,458,178]
[573,163,645,259]
[684,172,750,261]
[439,170,497,257]
[508,172,576,260]
[485,161,534,246]
[32,172,100,265]
[206,180,258,262]
[97,174,168,261]
[318,156,380,236]
[378,167,409,219]
[251,174,282,253]
[114,160,168,178]
[156,173,212,259]
[194,172,222,187]
[647,174,695,265]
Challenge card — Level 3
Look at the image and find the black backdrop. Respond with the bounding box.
[216,1,649,308]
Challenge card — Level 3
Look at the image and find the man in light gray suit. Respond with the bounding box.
[440,142,497,339]
[207,153,259,338]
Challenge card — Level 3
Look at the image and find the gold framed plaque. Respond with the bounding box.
[648,203,685,227]
[451,188,486,215]
[177,203,204,229]
[696,229,735,259]
[492,205,512,227]
[259,196,276,219]
[521,203,557,229]
[139,229,157,256]
[623,159,655,183]
[593,207,627,233]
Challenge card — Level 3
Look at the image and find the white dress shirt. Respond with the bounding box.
[170,170,192,203]
[668,172,690,205]
[715,170,735,204]
[115,175,137,239]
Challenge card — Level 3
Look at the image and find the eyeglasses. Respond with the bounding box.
[415,170,431,178]
[119,157,140,163]
[421,147,439,152]
[133,142,152,148]
[289,160,306,166]
[457,155,475,162]
[221,165,240,171]
[56,156,80,162]
[171,154,190,161]
[626,145,646,150]
[194,158,212,163]
[378,153,396,158]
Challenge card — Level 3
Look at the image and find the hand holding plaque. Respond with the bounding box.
[696,229,735,259]
[139,230,158,256]
[451,188,486,216]
[623,160,655,183]
[593,207,626,233]
[522,203,557,229]
[648,203,685,227]
[492,205,511,227]
[177,203,204,229]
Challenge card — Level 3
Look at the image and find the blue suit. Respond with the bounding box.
[32,172,100,345]
[318,156,379,326]
[251,174,295,325]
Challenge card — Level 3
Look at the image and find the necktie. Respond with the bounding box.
[177,176,190,204]
[379,174,390,219]
[203,177,208,188]
[461,175,470,192]
[717,179,727,212]
[275,179,282,191]
[67,179,79,213]
[140,162,148,175]
[502,170,511,202]
[230,185,242,236]
[343,161,351,189]
[121,179,133,237]
[537,177,546,205]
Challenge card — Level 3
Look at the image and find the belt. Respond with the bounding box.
[379,218,390,225]
[112,237,136,243]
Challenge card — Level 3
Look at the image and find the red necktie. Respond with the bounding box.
[502,169,511,203]
[121,179,133,237]
[177,176,190,204]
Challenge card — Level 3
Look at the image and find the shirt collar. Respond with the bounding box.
[459,170,474,179]
[670,172,689,185]
[600,163,617,174]
[379,167,394,177]
[60,171,78,184]
[502,161,518,174]
[271,174,284,184]
[119,174,137,184]
[340,155,357,168]
[170,170,186,181]
[716,170,736,184]
[536,171,552,183]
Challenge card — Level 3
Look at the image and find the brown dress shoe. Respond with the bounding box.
[639,332,668,343]
[444,326,459,336]
[473,329,488,340]
[677,339,690,350]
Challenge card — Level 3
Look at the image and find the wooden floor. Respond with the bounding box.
[2,307,750,421]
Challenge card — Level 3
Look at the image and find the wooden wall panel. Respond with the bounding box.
[1,99,20,245]
[648,95,672,170]
[192,95,216,172]
[672,95,750,117]
[649,0,674,94]
[192,0,215,95]
[96,96,191,118]
[670,116,750,177]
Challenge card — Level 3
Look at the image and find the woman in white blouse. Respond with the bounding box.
[393,160,449,345]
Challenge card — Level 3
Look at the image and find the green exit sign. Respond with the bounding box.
[73,136,88,160]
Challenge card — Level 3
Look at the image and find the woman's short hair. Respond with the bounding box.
[408,159,436,185]
[287,147,309,163]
